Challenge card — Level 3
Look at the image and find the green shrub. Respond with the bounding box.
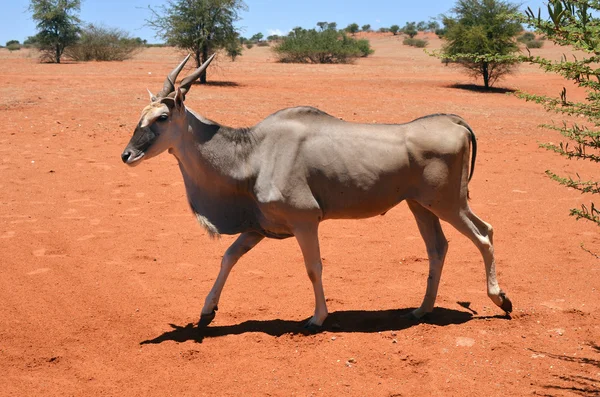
[356,38,374,57]
[225,40,243,61]
[379,27,390,33]
[435,27,447,38]
[245,42,254,49]
[402,22,418,38]
[7,43,21,51]
[65,24,142,61]
[345,23,359,34]
[517,32,536,43]
[256,41,270,47]
[23,36,39,48]
[273,27,374,64]
[523,39,544,48]
[403,37,428,48]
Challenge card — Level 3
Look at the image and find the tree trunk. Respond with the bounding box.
[55,44,61,64]
[200,45,209,84]
[482,61,489,89]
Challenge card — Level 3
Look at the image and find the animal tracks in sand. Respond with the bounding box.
[77,234,96,241]
[27,268,50,276]
[32,248,66,258]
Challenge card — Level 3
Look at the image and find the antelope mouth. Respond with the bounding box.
[126,152,145,166]
[121,150,145,166]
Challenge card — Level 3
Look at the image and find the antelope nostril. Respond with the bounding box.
[121,150,132,163]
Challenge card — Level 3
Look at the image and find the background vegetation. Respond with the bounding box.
[429,0,523,89]
[28,0,81,63]
[145,0,247,83]
[518,0,600,227]
[273,26,373,64]
[64,24,143,61]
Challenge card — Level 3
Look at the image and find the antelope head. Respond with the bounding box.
[121,54,216,166]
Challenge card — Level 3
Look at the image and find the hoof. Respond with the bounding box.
[302,321,323,335]
[404,312,420,321]
[405,309,429,322]
[499,291,513,314]
[198,306,218,328]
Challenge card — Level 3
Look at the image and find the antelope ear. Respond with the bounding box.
[174,87,185,111]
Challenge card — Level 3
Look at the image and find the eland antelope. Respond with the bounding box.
[121,54,512,331]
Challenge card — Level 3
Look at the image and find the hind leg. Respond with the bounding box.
[436,205,512,314]
[294,221,328,329]
[407,200,449,319]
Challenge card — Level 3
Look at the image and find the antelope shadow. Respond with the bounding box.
[140,306,509,345]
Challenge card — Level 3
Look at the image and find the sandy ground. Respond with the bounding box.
[1,33,599,396]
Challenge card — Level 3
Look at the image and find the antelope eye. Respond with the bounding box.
[157,114,169,122]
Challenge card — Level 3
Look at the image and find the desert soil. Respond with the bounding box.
[1,33,599,396]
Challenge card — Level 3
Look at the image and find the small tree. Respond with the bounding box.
[389,25,400,35]
[250,32,263,42]
[402,22,418,38]
[430,0,522,89]
[146,0,247,84]
[28,0,81,63]
[517,0,600,227]
[361,24,371,32]
[346,23,359,35]
[427,20,441,32]
[416,21,428,31]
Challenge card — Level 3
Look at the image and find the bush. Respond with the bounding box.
[402,22,418,38]
[519,0,600,227]
[225,40,243,61]
[65,24,142,61]
[245,42,254,49]
[517,32,536,42]
[435,27,447,38]
[356,39,374,57]
[403,37,428,48]
[523,39,544,48]
[7,43,21,51]
[345,23,359,34]
[23,36,39,48]
[378,27,390,33]
[517,32,544,49]
[273,27,374,64]
[256,41,270,47]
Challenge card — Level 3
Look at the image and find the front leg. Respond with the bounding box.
[294,222,328,330]
[199,232,264,326]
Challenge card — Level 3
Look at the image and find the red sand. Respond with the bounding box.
[1,34,598,396]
